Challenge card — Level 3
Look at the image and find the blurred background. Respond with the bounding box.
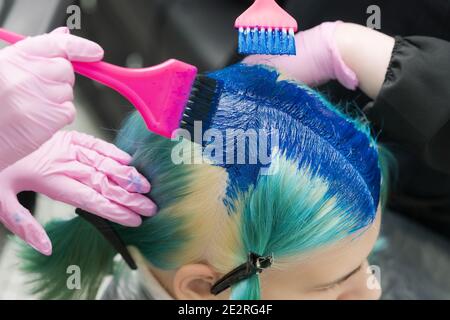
[0,0,449,299]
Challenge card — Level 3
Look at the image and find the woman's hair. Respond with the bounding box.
[20,64,392,300]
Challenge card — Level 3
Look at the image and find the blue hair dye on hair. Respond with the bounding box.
[19,63,388,300]
[206,64,381,226]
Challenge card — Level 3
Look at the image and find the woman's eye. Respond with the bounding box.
[317,283,339,292]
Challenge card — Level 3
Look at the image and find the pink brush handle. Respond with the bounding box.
[0,28,199,138]
[235,0,298,31]
[0,28,142,91]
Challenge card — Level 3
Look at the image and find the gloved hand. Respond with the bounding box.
[243,21,358,90]
[0,131,157,255]
[0,27,104,171]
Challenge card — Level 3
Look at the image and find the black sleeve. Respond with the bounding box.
[365,36,450,174]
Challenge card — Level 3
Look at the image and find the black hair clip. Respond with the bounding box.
[75,208,137,270]
[210,252,273,295]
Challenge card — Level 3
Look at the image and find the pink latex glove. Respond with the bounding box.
[0,131,157,255]
[0,27,104,171]
[243,21,358,90]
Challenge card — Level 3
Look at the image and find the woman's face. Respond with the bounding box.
[146,207,382,300]
[255,208,382,300]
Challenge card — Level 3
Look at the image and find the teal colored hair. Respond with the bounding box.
[20,64,392,300]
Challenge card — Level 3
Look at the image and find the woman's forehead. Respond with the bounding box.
[265,208,382,289]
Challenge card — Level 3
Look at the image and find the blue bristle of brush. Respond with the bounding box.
[238,28,296,55]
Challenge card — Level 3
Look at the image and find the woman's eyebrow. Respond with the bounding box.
[314,264,363,289]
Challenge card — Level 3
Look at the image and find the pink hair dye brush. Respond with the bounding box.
[236,0,298,55]
[0,28,221,139]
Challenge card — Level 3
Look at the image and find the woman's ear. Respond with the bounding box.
[173,264,223,300]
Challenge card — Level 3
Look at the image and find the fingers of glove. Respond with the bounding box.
[63,161,156,217]
[51,101,76,126]
[48,176,143,227]
[52,83,74,104]
[0,198,52,256]
[70,131,132,165]
[16,32,104,62]
[23,78,74,104]
[50,27,70,35]
[73,146,150,194]
[26,57,76,85]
